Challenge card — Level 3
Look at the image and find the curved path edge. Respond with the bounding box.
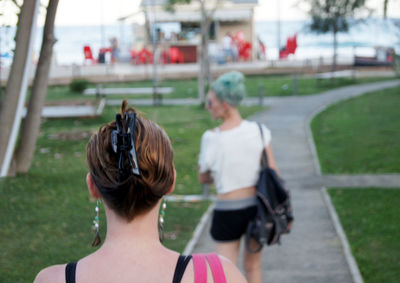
[321,188,364,283]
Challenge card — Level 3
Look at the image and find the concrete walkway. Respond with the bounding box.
[189,79,400,282]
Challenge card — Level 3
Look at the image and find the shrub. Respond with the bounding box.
[69,78,89,93]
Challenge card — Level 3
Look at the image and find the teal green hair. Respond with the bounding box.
[211,71,246,106]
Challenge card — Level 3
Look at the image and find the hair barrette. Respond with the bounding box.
[111,112,141,177]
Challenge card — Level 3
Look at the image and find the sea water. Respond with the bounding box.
[0,18,399,66]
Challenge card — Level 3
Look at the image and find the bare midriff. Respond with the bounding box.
[217,186,256,200]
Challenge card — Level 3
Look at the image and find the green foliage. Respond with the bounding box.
[69,78,89,93]
[329,188,400,283]
[311,86,400,173]
[163,201,211,252]
[164,0,191,12]
[307,0,367,33]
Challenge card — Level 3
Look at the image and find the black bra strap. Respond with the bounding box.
[65,262,77,283]
[172,255,192,283]
[65,256,192,283]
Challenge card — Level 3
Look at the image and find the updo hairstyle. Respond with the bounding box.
[86,101,174,221]
[211,71,246,106]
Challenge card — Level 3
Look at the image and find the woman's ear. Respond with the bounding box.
[86,173,101,199]
[166,169,176,195]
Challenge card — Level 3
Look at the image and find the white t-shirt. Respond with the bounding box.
[198,120,271,195]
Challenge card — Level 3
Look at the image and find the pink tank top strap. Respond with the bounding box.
[205,253,227,283]
[192,254,207,283]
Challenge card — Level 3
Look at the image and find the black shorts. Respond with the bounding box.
[210,199,257,242]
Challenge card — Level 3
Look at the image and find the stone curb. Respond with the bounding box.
[305,96,367,283]
[305,105,323,175]
[165,194,216,202]
[321,187,364,283]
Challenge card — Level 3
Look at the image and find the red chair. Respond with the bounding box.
[83,45,96,64]
[168,47,184,64]
[286,34,298,55]
[259,40,266,60]
[161,47,184,64]
[137,48,153,64]
[238,41,252,61]
[279,49,290,59]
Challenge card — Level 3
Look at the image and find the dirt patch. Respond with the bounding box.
[48,130,93,141]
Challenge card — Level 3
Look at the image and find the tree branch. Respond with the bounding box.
[11,0,21,9]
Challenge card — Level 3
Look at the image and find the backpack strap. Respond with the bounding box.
[192,254,207,283]
[256,122,269,166]
[205,253,227,283]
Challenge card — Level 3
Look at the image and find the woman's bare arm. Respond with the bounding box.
[34,264,65,283]
[265,144,280,176]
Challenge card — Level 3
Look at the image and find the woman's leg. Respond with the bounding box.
[243,238,263,283]
[215,240,241,266]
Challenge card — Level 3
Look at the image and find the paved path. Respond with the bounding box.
[190,80,400,283]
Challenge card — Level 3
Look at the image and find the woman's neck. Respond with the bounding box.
[219,107,243,131]
[100,202,163,252]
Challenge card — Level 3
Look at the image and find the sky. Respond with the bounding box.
[1,0,400,27]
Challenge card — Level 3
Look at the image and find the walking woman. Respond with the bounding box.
[35,101,246,283]
[198,71,280,283]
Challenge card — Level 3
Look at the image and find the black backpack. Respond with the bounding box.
[245,123,294,253]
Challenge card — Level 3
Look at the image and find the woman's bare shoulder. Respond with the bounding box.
[219,255,248,283]
[34,264,66,283]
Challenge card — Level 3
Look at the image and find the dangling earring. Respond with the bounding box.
[91,199,101,247]
[158,198,167,242]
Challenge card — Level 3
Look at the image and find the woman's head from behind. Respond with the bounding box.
[207,71,246,119]
[86,101,175,222]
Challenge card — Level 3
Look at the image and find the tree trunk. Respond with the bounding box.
[15,0,59,174]
[197,52,205,105]
[0,0,39,176]
[197,0,207,104]
[204,16,212,87]
[197,0,212,105]
[384,0,389,19]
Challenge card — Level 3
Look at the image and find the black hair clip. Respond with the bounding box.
[111,112,141,177]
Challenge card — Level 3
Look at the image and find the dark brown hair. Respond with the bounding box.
[86,101,174,221]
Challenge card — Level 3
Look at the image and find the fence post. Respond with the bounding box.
[202,184,210,200]
[258,84,264,106]
[292,74,298,96]
[95,84,103,99]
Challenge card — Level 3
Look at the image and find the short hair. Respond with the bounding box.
[86,101,174,221]
[211,71,246,107]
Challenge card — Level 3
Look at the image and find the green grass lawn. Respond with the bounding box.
[311,86,400,174]
[312,86,400,282]
[328,188,400,283]
[46,75,396,101]
[0,104,263,282]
